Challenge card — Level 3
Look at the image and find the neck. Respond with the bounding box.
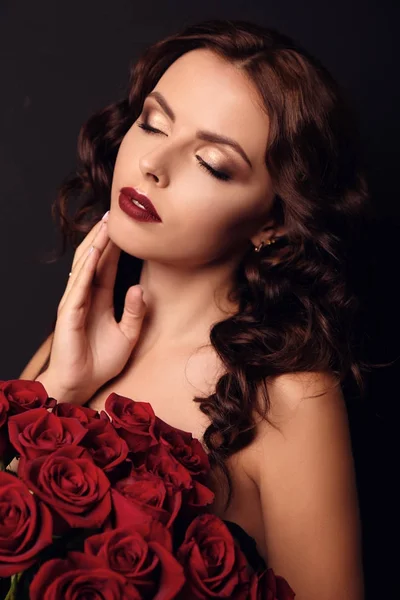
[135,257,240,353]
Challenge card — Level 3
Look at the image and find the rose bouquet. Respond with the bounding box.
[0,379,295,599]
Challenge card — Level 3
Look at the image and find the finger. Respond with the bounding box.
[69,226,121,315]
[89,240,121,313]
[71,211,109,271]
[70,220,110,284]
[59,221,110,312]
[63,244,101,316]
[61,220,108,307]
[118,285,146,344]
[71,212,108,270]
[93,239,121,291]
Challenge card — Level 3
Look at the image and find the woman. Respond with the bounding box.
[20,19,371,599]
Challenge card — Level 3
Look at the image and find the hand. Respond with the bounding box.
[36,212,146,405]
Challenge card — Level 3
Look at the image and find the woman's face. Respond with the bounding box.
[109,48,275,267]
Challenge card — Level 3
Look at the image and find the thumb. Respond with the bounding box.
[118,285,146,344]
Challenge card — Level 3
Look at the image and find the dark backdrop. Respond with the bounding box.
[1,1,399,597]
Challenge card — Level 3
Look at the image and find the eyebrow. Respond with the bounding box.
[146,91,252,169]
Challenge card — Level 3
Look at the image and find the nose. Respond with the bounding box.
[138,126,190,187]
[136,157,167,188]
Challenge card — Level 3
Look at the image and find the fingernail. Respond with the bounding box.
[102,210,110,222]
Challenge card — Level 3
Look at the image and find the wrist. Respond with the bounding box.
[35,370,88,405]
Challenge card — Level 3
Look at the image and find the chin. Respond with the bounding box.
[106,216,147,260]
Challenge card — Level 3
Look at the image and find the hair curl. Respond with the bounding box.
[38,18,374,510]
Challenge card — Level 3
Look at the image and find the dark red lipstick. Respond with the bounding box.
[119,187,162,223]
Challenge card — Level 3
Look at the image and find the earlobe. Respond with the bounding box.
[250,199,287,248]
[250,224,286,249]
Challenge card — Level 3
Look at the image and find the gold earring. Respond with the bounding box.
[254,238,276,252]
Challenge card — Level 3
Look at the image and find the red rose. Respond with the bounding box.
[0,471,53,577]
[80,417,129,472]
[0,379,56,414]
[144,443,194,491]
[113,467,182,528]
[20,445,111,533]
[249,568,296,599]
[144,444,214,512]
[52,402,99,424]
[155,416,211,480]
[84,522,185,599]
[8,408,87,461]
[0,392,8,428]
[30,552,141,600]
[0,394,9,457]
[181,478,215,513]
[177,514,251,599]
[105,393,158,452]
[109,488,157,530]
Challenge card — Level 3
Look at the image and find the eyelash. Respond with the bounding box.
[137,121,232,182]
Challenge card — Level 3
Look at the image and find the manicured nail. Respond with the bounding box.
[102,210,110,221]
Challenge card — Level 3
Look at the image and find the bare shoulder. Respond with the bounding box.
[250,370,344,437]
[247,371,348,482]
[246,369,351,480]
[243,371,364,600]
[266,369,342,413]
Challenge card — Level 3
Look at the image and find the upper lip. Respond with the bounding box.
[120,187,162,221]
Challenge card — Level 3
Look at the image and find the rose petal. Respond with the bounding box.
[0,472,53,577]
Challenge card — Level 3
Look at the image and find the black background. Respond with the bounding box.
[1,1,399,597]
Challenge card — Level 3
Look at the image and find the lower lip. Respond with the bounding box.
[118,192,161,223]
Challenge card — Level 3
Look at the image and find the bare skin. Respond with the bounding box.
[27,48,364,599]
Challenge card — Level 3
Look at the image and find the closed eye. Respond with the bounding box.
[137,120,232,182]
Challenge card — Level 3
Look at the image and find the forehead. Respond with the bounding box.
[149,49,270,165]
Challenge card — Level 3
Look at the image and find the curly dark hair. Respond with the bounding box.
[37,18,374,510]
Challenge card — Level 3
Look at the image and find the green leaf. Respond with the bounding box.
[3,572,22,600]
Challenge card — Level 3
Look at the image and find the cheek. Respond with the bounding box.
[168,193,258,256]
